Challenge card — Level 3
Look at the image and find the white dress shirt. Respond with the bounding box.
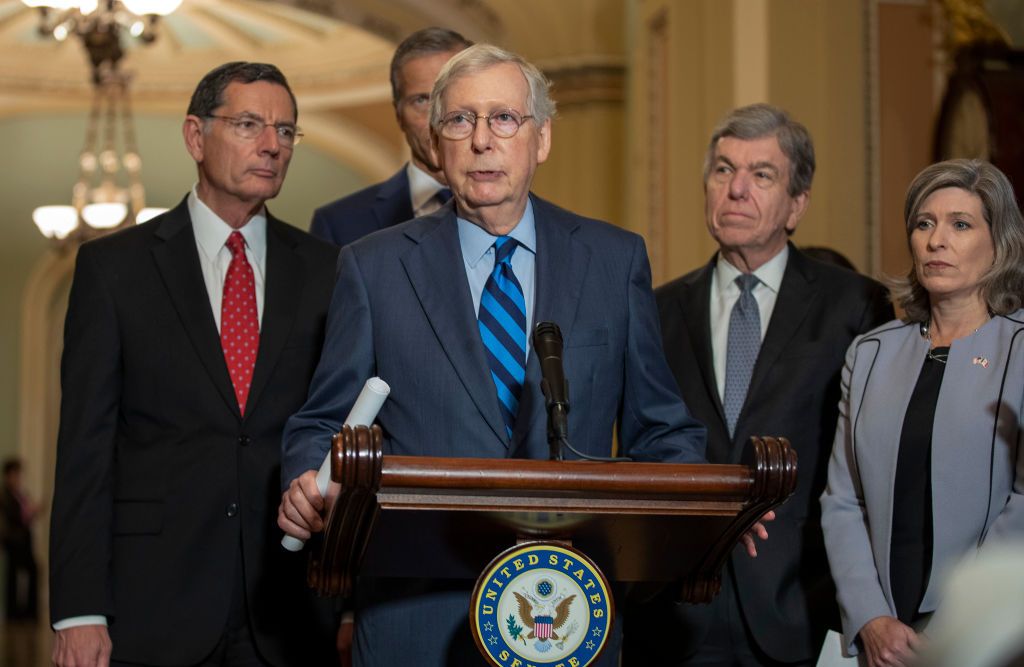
[709,245,789,400]
[188,187,267,331]
[407,162,448,217]
[52,187,268,632]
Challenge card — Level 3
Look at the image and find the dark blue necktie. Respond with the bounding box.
[723,274,761,438]
[478,237,527,439]
[435,188,453,205]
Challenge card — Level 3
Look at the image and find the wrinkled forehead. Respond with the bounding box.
[713,134,788,167]
[441,62,530,111]
[219,80,297,122]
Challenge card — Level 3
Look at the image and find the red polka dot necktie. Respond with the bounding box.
[221,231,259,415]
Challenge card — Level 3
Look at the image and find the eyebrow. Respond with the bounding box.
[714,156,780,174]
[235,111,297,127]
[749,161,780,174]
[915,210,978,221]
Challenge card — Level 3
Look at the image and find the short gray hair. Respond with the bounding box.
[390,27,472,107]
[891,159,1024,322]
[704,103,815,197]
[429,43,557,131]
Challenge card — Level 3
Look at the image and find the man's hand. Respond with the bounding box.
[858,615,922,667]
[739,510,775,557]
[337,615,354,667]
[53,625,112,667]
[278,469,325,539]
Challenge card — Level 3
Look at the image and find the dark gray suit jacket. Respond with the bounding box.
[309,166,413,247]
[648,247,893,663]
[49,198,339,666]
[283,194,706,665]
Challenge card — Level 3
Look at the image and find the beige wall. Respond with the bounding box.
[626,0,875,284]
[515,0,630,231]
[877,1,938,282]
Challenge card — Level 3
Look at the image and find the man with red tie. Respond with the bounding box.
[49,62,338,667]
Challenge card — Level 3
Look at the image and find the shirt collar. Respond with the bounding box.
[188,185,267,261]
[458,198,537,269]
[407,162,446,213]
[714,243,789,296]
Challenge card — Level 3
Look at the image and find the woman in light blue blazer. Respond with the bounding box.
[821,159,1024,667]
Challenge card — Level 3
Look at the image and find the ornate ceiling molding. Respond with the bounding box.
[541,58,626,107]
[0,0,395,109]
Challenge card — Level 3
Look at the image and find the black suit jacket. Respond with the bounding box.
[309,166,414,247]
[49,198,339,666]
[652,246,893,662]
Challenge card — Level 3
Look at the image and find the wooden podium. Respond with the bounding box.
[309,427,797,605]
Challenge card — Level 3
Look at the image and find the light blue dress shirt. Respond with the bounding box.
[457,200,537,353]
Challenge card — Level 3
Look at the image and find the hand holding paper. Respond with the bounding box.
[280,377,390,551]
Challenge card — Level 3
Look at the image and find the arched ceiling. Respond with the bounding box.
[0,0,400,113]
[0,0,626,114]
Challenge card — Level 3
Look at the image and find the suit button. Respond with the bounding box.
[226,503,238,517]
[238,435,250,447]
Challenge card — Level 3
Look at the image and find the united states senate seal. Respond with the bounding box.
[470,541,613,667]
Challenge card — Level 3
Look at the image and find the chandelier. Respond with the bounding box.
[25,0,182,245]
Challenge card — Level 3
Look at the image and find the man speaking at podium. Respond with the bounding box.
[280,44,707,665]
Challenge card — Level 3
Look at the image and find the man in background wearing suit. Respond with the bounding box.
[626,104,893,666]
[309,27,472,247]
[279,44,709,666]
[49,62,338,667]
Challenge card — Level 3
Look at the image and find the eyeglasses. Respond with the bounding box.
[206,115,304,147]
[437,109,535,140]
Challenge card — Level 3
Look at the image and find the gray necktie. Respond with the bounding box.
[724,274,761,438]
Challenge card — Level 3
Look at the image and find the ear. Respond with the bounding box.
[535,118,552,165]
[429,128,443,171]
[182,115,205,163]
[786,190,810,233]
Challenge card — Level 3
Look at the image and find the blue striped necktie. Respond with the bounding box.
[478,236,527,439]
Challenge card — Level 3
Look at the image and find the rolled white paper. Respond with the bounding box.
[281,377,391,552]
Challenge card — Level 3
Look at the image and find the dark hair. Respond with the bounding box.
[2,458,21,476]
[390,27,472,106]
[187,62,297,121]
[891,159,1024,321]
[704,103,815,197]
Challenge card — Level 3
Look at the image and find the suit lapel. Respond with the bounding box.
[245,215,302,419]
[151,200,240,418]
[671,258,729,461]
[514,196,590,457]
[734,246,818,456]
[401,211,509,446]
[374,167,414,230]
[680,262,727,429]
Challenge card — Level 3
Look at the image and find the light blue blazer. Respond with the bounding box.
[821,312,1024,655]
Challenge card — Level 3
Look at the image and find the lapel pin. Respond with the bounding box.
[972,356,989,368]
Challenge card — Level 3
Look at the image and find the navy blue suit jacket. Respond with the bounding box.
[284,194,705,482]
[309,167,413,247]
[283,195,706,666]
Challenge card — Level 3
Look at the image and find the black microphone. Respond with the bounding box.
[532,322,569,460]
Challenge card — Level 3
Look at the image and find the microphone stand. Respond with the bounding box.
[540,378,569,461]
